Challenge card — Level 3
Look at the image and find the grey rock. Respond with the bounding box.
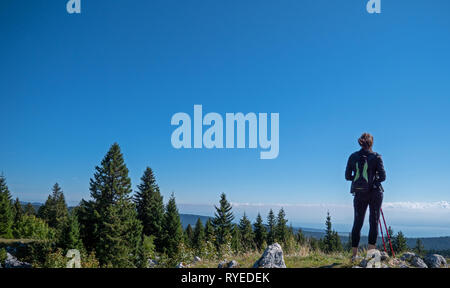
[218,260,228,268]
[147,259,158,268]
[401,252,416,261]
[253,243,286,268]
[176,262,185,268]
[227,260,239,268]
[193,256,202,263]
[218,260,238,268]
[424,254,448,268]
[381,264,389,268]
[360,249,381,268]
[4,253,31,268]
[399,263,410,268]
[411,256,428,268]
[380,251,389,261]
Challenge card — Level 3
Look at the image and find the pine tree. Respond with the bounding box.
[76,199,97,252]
[192,218,205,251]
[13,198,23,223]
[393,231,408,254]
[212,193,234,247]
[184,224,194,247]
[87,143,143,267]
[204,218,215,242]
[322,211,341,253]
[414,238,425,256]
[134,167,164,249]
[275,208,288,246]
[253,213,267,250]
[24,203,36,216]
[231,224,241,253]
[238,213,254,251]
[296,229,306,246]
[161,193,183,260]
[38,183,68,231]
[12,197,23,237]
[59,213,83,251]
[0,175,13,238]
[267,209,276,245]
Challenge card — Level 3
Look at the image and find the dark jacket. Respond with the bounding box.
[345,149,386,193]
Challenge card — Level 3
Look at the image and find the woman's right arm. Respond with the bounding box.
[345,155,354,181]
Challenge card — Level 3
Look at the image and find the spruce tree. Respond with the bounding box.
[393,231,408,254]
[12,197,23,237]
[212,193,234,247]
[414,238,425,256]
[192,218,205,251]
[134,167,164,248]
[0,175,13,238]
[59,213,83,251]
[38,183,68,227]
[204,218,215,242]
[184,224,194,247]
[88,143,143,267]
[76,199,97,252]
[161,193,183,260]
[323,211,338,253]
[267,209,276,245]
[238,213,254,251]
[231,223,241,253]
[275,208,288,246]
[253,213,267,250]
[296,228,306,245]
[24,203,36,216]
[13,197,23,223]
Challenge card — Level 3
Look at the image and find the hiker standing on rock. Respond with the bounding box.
[345,133,386,261]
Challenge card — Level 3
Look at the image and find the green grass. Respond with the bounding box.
[0,238,41,244]
[189,250,353,268]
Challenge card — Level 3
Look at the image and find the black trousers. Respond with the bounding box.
[351,190,383,247]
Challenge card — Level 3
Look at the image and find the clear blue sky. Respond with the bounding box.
[1,0,450,236]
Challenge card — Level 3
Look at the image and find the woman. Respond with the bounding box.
[345,133,386,260]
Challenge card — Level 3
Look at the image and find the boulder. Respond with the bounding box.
[253,243,286,268]
[410,256,428,268]
[359,249,381,268]
[227,260,239,268]
[380,251,389,261]
[218,260,239,268]
[424,254,448,268]
[176,262,185,268]
[401,252,416,261]
[4,253,31,268]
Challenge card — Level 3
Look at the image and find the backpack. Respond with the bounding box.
[351,153,371,194]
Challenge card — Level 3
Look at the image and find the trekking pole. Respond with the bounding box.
[380,207,395,258]
[379,219,387,253]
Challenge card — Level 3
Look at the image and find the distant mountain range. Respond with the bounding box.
[20,202,450,252]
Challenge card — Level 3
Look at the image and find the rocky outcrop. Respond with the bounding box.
[354,250,447,268]
[424,254,448,268]
[253,243,286,268]
[4,253,31,268]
